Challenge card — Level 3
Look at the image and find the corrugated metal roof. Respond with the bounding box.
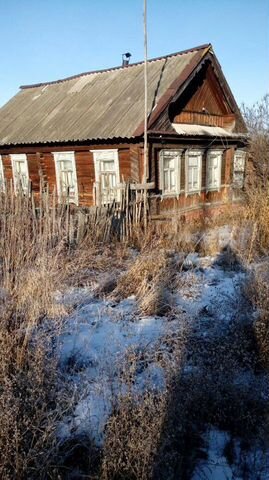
[0,45,210,146]
[171,123,247,137]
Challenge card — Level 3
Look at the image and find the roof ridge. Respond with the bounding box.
[20,43,211,90]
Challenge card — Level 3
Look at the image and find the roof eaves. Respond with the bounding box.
[0,135,137,147]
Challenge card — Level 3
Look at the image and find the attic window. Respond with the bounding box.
[159,150,182,195]
[11,154,29,194]
[206,150,222,191]
[233,150,246,188]
[92,149,120,205]
[53,152,78,205]
[185,150,203,194]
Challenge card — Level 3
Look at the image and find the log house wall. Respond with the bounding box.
[0,141,237,214]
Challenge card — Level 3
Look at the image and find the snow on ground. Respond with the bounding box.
[192,427,269,480]
[58,295,169,444]
[54,234,269,477]
[173,255,245,336]
[192,429,235,480]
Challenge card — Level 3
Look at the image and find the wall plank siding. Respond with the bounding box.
[27,153,40,192]
[182,64,230,115]
[201,151,206,189]
[39,152,56,193]
[224,148,234,184]
[2,154,13,184]
[75,151,95,206]
[130,145,141,182]
[118,149,131,182]
[174,111,235,128]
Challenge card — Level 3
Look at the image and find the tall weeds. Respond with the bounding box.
[0,188,78,479]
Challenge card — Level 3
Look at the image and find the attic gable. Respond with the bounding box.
[172,63,232,116]
[170,61,236,130]
[150,53,247,134]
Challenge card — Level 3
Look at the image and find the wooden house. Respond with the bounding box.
[0,44,247,219]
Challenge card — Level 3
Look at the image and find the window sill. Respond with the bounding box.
[206,187,221,193]
[185,190,201,196]
[160,191,182,199]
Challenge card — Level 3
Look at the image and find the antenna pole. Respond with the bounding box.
[143,0,148,229]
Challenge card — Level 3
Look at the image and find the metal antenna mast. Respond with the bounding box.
[143,0,148,228]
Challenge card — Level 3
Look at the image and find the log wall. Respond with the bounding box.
[0,144,139,206]
[0,142,237,215]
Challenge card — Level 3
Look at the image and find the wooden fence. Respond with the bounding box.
[76,183,148,243]
[0,182,149,246]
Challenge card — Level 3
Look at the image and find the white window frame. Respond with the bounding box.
[91,149,120,205]
[206,150,222,192]
[159,150,182,196]
[0,155,5,192]
[53,151,78,205]
[11,153,29,194]
[233,150,246,189]
[185,149,203,195]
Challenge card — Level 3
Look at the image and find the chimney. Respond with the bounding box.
[122,52,132,67]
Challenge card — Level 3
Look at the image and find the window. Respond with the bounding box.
[0,155,5,191]
[11,154,29,194]
[206,150,222,191]
[185,150,203,194]
[53,152,78,205]
[92,149,120,204]
[159,150,182,195]
[233,150,246,188]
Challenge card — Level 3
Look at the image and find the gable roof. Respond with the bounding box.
[0,44,214,146]
[0,43,246,146]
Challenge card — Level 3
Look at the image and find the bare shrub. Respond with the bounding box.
[242,93,269,189]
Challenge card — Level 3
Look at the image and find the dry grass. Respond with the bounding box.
[244,266,269,369]
[0,187,149,478]
[102,390,168,480]
[113,249,174,316]
[231,189,269,262]
[0,314,66,479]
[0,189,89,479]
[100,328,188,480]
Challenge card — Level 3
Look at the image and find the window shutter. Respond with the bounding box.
[159,150,164,191]
[174,153,181,194]
[0,155,4,191]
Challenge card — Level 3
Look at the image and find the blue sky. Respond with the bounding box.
[0,0,268,108]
